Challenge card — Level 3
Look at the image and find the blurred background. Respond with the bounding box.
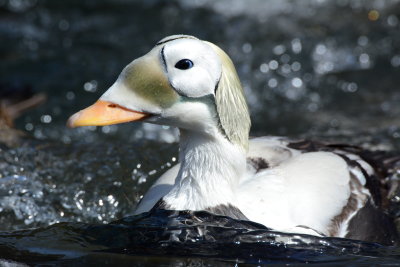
[0,0,400,231]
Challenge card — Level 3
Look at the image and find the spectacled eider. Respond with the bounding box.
[67,35,400,245]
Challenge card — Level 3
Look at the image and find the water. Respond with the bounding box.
[0,139,177,230]
[1,209,400,265]
[1,0,400,265]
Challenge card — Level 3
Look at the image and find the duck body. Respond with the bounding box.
[68,35,399,245]
[136,136,398,244]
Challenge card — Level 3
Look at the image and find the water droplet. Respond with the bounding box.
[391,55,400,67]
[315,44,327,55]
[66,91,75,100]
[102,126,111,134]
[113,181,122,187]
[268,78,278,88]
[83,80,98,92]
[242,43,252,53]
[107,195,115,203]
[268,60,279,70]
[138,176,147,184]
[291,38,302,54]
[273,44,286,55]
[291,77,303,88]
[347,82,358,92]
[101,125,117,134]
[40,115,52,124]
[25,123,34,131]
[84,173,93,182]
[281,64,291,74]
[359,53,370,67]
[259,63,269,73]
[76,201,83,210]
[291,61,301,72]
[357,36,368,46]
[387,15,399,26]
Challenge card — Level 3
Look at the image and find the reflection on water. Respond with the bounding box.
[1,209,400,265]
[1,0,400,264]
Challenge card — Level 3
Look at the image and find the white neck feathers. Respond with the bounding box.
[162,129,246,210]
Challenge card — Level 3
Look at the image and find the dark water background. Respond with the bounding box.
[1,0,400,265]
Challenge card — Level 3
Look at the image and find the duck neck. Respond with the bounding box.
[162,129,246,210]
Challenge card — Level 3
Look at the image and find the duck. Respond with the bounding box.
[67,35,399,245]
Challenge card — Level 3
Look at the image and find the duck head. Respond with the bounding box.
[67,35,251,150]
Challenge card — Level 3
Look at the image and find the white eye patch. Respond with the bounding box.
[162,39,222,98]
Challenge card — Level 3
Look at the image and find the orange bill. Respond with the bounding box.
[67,100,150,128]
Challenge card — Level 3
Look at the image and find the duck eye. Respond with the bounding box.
[175,59,194,70]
